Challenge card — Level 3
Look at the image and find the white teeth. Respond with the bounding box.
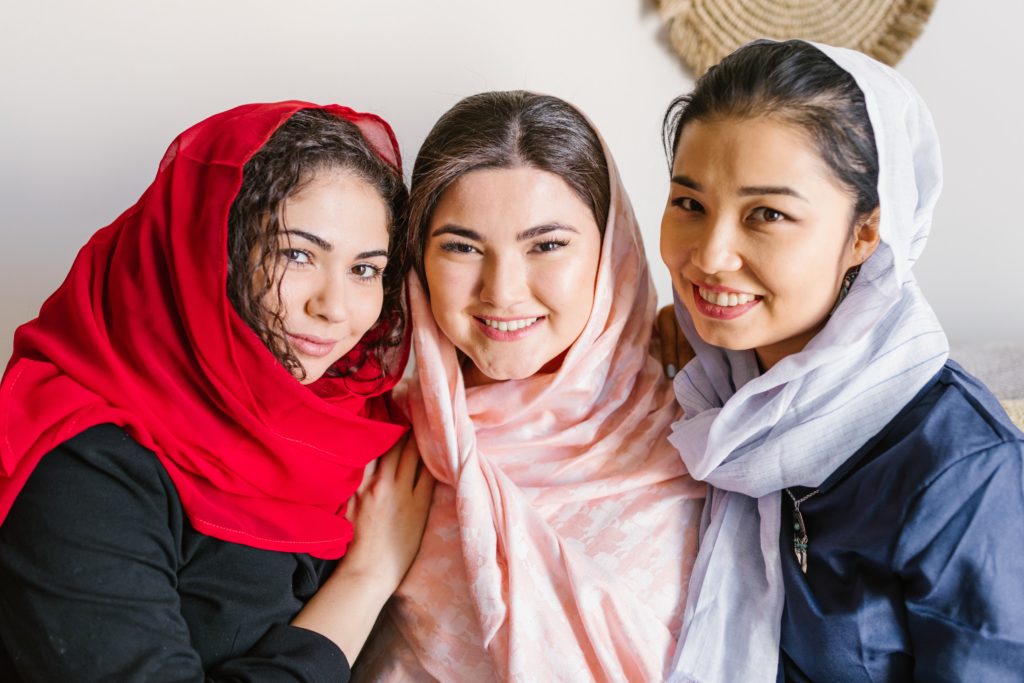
[698,288,756,307]
[481,317,539,331]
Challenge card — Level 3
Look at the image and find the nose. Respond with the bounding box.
[690,218,743,275]
[478,253,531,309]
[306,271,348,323]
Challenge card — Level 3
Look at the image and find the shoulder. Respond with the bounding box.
[920,360,1020,441]
[873,362,1023,556]
[868,361,1022,490]
[890,370,1024,634]
[822,362,1022,527]
[36,423,173,486]
[4,423,183,536]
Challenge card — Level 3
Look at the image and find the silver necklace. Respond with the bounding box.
[785,488,820,574]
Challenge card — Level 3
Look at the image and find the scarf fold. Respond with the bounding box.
[0,101,409,559]
[358,119,704,682]
[667,42,949,682]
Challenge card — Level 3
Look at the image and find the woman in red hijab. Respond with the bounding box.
[0,102,433,680]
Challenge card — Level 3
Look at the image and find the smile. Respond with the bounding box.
[691,284,761,320]
[479,316,539,332]
[473,316,545,341]
[697,288,758,307]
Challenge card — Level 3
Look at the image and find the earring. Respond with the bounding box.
[829,265,861,316]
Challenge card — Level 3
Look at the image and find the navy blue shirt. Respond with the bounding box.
[779,362,1024,682]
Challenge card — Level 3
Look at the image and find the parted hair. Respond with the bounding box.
[663,39,880,221]
[407,91,610,283]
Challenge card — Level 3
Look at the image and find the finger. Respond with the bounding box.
[355,459,377,496]
[394,433,421,485]
[657,305,679,378]
[413,466,435,507]
[377,432,408,480]
[675,331,695,369]
[342,493,359,523]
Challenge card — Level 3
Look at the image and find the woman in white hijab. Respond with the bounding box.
[660,40,1024,682]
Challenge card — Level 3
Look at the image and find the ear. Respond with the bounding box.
[850,206,881,266]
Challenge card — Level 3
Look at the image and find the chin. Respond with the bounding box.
[298,368,326,385]
[691,323,757,353]
[468,358,545,384]
[296,359,338,385]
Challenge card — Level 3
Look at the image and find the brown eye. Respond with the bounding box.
[532,239,570,253]
[440,241,479,255]
[351,264,383,280]
[281,248,311,264]
[750,207,787,222]
[672,197,704,213]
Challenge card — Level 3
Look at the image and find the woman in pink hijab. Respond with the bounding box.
[356,92,704,682]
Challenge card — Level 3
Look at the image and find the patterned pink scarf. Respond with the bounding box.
[358,149,704,682]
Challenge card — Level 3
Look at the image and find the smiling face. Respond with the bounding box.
[423,166,602,386]
[660,116,879,370]
[267,170,390,383]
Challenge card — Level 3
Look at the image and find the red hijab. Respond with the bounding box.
[0,102,409,559]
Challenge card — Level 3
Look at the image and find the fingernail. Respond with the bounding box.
[666,364,677,379]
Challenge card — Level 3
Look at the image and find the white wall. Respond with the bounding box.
[2,0,1021,359]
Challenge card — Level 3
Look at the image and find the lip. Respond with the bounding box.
[287,332,338,358]
[473,315,546,341]
[691,283,761,320]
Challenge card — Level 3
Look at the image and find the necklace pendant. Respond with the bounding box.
[792,509,810,574]
[793,531,809,574]
[786,488,818,575]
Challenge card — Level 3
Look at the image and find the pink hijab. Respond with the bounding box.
[357,129,705,681]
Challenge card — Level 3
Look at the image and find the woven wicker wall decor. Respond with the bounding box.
[657,0,937,75]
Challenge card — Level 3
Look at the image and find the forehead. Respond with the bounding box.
[430,166,597,235]
[283,171,390,247]
[673,117,836,192]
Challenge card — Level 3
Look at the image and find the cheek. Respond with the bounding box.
[659,223,687,268]
[272,276,304,319]
[424,258,474,332]
[659,230,692,292]
[756,234,844,304]
[544,251,599,325]
[353,286,385,331]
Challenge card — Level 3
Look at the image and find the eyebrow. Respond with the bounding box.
[517,223,579,240]
[431,224,481,241]
[671,175,703,192]
[284,229,332,251]
[738,186,807,201]
[430,222,579,242]
[284,230,387,260]
[671,175,807,201]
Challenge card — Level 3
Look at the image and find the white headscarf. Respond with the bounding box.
[667,41,949,682]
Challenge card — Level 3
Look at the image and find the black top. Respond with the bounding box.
[778,362,1024,682]
[0,424,350,682]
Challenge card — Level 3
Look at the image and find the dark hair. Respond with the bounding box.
[226,108,409,381]
[663,40,879,220]
[407,91,609,281]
